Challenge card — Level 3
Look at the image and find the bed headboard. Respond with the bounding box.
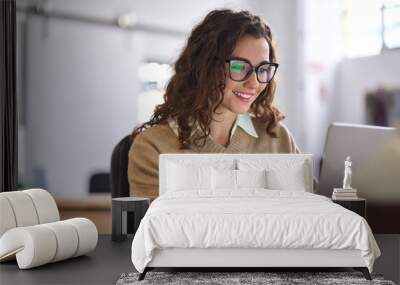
[159,153,314,195]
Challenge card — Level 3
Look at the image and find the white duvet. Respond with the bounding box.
[131,190,380,273]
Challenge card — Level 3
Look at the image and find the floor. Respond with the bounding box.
[374,234,400,284]
[0,235,399,284]
[0,235,134,285]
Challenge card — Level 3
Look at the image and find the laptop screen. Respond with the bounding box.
[318,122,399,205]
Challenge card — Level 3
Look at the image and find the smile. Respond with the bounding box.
[233,91,253,101]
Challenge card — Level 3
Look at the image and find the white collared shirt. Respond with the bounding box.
[230,113,259,139]
[168,113,259,140]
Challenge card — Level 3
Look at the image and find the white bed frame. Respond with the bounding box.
[148,248,365,268]
[139,154,371,280]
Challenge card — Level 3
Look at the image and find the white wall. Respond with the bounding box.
[301,0,343,171]
[24,15,143,197]
[334,50,400,124]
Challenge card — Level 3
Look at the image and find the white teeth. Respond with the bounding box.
[233,91,252,99]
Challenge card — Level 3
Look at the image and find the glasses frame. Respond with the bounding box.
[225,57,279,84]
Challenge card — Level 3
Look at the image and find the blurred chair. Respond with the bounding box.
[110,135,132,198]
[110,135,135,234]
[89,173,111,193]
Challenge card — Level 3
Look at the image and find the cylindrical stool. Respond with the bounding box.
[112,197,150,242]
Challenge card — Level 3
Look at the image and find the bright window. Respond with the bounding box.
[384,1,400,48]
[136,61,173,123]
[342,0,400,57]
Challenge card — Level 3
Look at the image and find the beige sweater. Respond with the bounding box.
[128,118,300,199]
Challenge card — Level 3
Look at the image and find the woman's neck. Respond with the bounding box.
[209,110,238,146]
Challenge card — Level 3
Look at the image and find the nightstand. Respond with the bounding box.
[112,197,150,242]
[332,198,366,218]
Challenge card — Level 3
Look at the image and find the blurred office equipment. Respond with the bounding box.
[365,87,400,127]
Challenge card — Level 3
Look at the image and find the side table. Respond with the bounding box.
[112,197,150,241]
[332,198,366,218]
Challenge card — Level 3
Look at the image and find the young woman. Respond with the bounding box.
[128,9,300,200]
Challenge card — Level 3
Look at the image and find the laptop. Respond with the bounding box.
[318,122,399,205]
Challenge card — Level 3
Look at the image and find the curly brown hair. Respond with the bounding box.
[132,9,284,148]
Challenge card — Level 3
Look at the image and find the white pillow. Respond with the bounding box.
[267,167,306,191]
[237,169,268,188]
[212,169,268,190]
[168,163,212,191]
[238,159,310,192]
[212,168,237,190]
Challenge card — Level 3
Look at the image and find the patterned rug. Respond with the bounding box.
[116,271,396,285]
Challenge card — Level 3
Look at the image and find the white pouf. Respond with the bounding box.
[0,189,98,269]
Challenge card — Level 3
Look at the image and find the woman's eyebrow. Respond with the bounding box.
[254,59,271,66]
[258,60,270,64]
[230,56,270,65]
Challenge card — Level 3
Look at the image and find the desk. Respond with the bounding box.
[0,235,133,285]
[56,194,112,234]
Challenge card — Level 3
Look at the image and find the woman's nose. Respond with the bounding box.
[244,70,259,88]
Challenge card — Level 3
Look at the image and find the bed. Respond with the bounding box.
[131,154,380,280]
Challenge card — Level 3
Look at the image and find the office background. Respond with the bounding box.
[14,0,400,198]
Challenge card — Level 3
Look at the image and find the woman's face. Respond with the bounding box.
[219,35,270,115]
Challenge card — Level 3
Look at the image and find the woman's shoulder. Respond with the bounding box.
[274,121,295,139]
[251,117,293,138]
[132,122,181,152]
[134,123,174,142]
[251,117,300,153]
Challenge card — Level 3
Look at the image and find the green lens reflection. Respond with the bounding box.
[231,61,245,73]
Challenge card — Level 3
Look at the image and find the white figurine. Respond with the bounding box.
[342,156,352,189]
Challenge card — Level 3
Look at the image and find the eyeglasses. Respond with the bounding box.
[225,57,278,84]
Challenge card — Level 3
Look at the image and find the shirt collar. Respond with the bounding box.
[231,113,259,139]
[168,113,258,139]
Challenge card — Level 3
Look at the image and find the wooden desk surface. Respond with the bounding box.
[56,194,111,210]
[0,235,134,285]
[55,194,112,234]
